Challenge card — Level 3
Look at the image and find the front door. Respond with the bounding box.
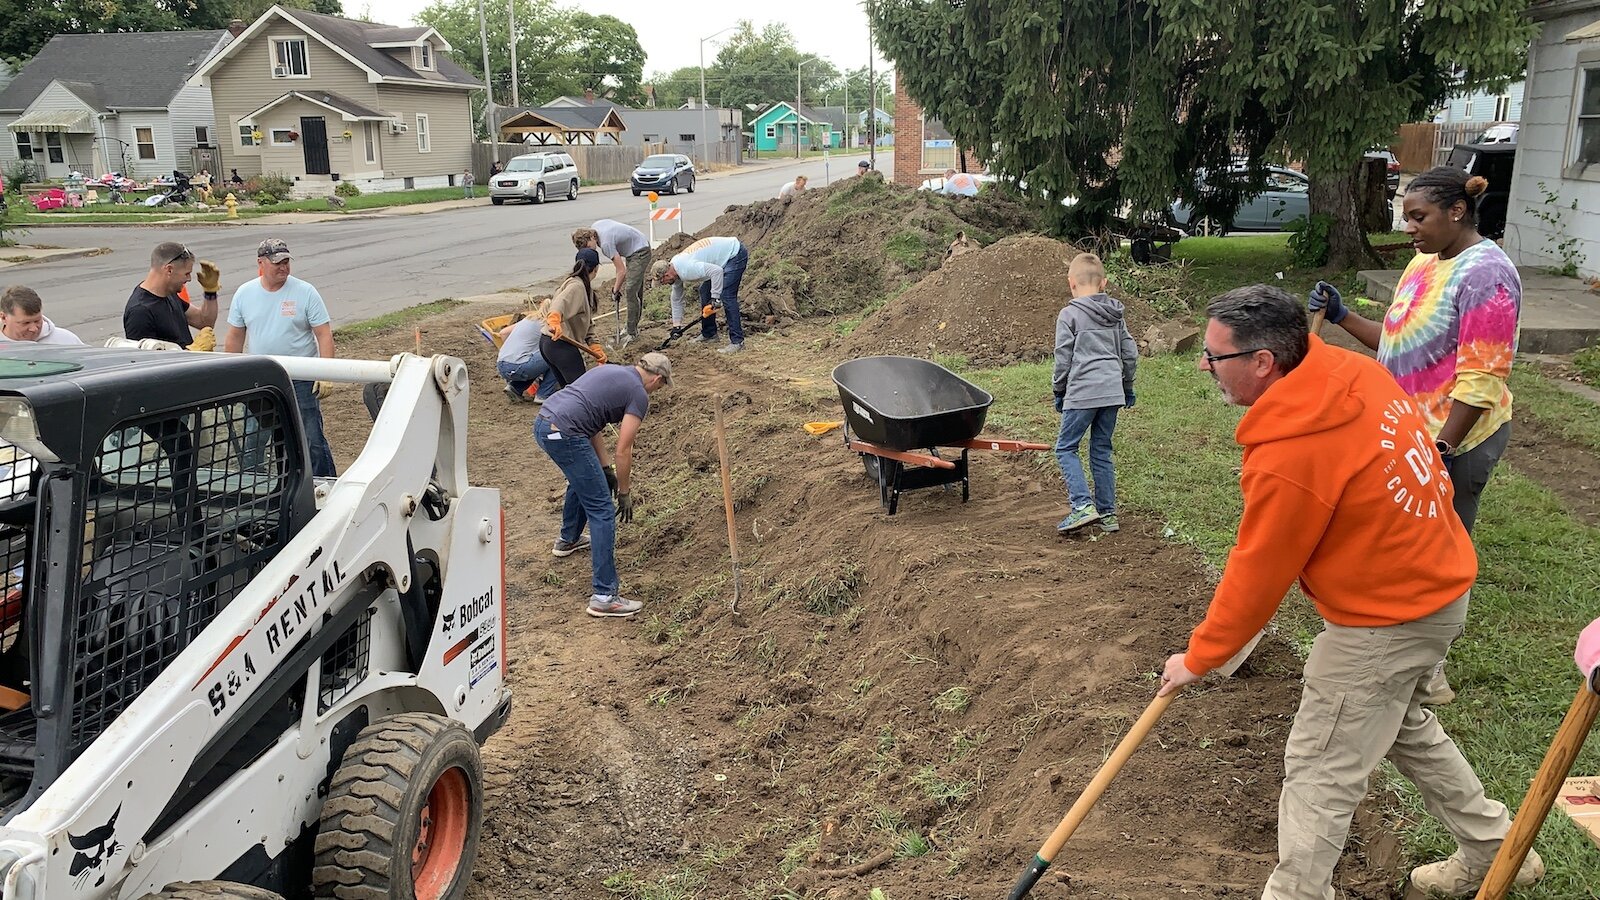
[299,116,330,176]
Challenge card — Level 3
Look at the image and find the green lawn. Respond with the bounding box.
[240,186,469,215]
[967,355,1600,898]
[1173,232,1414,303]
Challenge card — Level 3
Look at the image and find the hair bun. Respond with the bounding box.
[1464,176,1489,198]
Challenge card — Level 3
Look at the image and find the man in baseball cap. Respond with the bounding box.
[223,238,339,477]
[856,159,872,176]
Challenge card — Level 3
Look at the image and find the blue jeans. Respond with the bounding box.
[534,417,618,597]
[498,351,557,400]
[1055,405,1119,514]
[698,243,748,344]
[293,380,336,478]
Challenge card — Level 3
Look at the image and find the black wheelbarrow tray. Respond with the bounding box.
[831,356,1050,514]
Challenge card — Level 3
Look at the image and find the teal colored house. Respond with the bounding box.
[750,101,833,152]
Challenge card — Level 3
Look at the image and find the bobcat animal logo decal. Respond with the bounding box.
[68,803,123,888]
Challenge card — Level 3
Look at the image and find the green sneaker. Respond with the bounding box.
[1056,506,1102,533]
[1099,515,1120,533]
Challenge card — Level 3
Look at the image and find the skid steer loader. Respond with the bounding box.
[0,344,510,900]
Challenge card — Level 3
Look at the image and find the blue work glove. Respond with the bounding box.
[1308,281,1348,324]
[1052,393,1065,413]
[1124,389,1136,409]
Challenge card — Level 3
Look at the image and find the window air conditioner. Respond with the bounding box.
[389,122,410,134]
[273,65,290,77]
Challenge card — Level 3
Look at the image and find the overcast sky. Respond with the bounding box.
[365,0,889,77]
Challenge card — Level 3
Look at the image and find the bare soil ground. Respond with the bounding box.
[320,303,1406,899]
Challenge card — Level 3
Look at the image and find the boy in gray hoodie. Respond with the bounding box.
[1052,253,1138,533]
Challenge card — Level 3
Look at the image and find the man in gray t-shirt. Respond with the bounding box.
[534,354,673,618]
[574,220,652,347]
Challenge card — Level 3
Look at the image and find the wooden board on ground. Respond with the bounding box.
[1555,776,1600,850]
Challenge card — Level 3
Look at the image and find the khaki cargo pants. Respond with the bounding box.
[1263,595,1510,900]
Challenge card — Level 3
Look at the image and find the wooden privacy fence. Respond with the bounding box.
[1392,121,1495,173]
[472,141,741,184]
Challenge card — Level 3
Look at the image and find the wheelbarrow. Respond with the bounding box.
[832,356,1051,515]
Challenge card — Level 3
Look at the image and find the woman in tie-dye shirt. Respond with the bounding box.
[1310,166,1520,535]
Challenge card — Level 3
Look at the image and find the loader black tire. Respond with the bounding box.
[138,881,286,900]
[313,713,483,900]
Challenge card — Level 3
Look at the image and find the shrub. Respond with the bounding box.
[2,161,40,193]
[1285,213,1333,269]
[251,172,295,203]
[1575,344,1600,389]
[334,181,361,198]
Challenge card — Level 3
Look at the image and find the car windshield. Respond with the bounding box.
[641,156,677,169]
[505,158,543,173]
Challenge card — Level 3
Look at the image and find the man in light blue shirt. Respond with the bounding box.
[652,236,748,353]
[223,238,337,477]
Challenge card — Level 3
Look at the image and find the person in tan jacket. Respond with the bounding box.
[541,248,607,387]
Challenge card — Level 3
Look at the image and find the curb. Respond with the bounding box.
[0,246,109,266]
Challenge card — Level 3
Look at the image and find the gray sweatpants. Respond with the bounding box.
[1262,596,1511,899]
[1447,421,1511,534]
[622,246,653,336]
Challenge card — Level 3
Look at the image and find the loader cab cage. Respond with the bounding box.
[0,347,318,818]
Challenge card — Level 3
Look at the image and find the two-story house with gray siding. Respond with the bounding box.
[0,31,231,180]
[1503,0,1600,279]
[191,5,481,194]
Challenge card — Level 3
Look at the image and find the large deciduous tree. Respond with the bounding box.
[710,21,839,110]
[0,0,235,61]
[872,0,1533,265]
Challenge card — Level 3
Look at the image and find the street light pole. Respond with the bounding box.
[867,0,876,171]
[797,55,820,159]
[507,0,519,107]
[699,25,737,169]
[476,0,495,142]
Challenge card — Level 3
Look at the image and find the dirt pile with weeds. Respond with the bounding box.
[651,176,1041,326]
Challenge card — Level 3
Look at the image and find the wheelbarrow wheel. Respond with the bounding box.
[861,453,880,482]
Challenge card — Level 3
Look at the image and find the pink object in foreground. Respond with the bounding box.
[1577,617,1600,685]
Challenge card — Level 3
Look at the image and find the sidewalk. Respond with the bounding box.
[0,245,106,269]
[1361,265,1600,355]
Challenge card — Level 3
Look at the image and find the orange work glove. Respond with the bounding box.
[702,304,714,318]
[588,343,608,365]
[544,310,563,341]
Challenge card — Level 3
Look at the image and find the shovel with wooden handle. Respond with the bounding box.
[1006,636,1262,900]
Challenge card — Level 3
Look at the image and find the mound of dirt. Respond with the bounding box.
[651,176,1043,326]
[840,234,1165,367]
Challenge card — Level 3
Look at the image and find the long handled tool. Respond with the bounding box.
[713,394,743,616]
[1472,681,1600,900]
[656,304,717,351]
[1310,308,1326,336]
[613,288,623,347]
[1007,638,1263,899]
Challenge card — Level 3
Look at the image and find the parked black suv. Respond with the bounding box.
[631,154,695,196]
[1445,143,1516,240]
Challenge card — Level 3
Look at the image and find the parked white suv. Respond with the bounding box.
[490,152,580,205]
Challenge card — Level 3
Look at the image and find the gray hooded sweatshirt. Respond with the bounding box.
[1052,293,1138,410]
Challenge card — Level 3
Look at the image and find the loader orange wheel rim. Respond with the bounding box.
[411,766,470,900]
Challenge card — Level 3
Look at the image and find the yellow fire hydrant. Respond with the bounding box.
[224,193,238,219]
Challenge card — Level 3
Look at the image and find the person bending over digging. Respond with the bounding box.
[653,236,749,353]
[1158,285,1542,900]
[1051,252,1137,535]
[541,249,608,388]
[534,352,673,619]
[1309,166,1522,707]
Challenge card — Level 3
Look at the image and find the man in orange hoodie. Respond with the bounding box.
[1157,285,1542,899]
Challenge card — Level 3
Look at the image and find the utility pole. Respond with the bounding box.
[476,0,495,142]
[867,0,876,171]
[507,0,519,107]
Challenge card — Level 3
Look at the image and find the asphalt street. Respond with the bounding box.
[17,154,868,342]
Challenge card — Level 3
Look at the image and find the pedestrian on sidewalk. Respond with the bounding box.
[1308,166,1522,703]
[535,353,672,618]
[0,286,83,344]
[540,249,607,388]
[497,304,558,404]
[1051,253,1137,534]
[462,169,475,199]
[1160,285,1543,900]
[653,236,748,353]
[573,220,651,347]
[223,238,338,477]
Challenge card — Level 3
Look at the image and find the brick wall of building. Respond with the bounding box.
[892,78,922,185]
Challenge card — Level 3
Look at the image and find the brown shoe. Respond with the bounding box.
[1405,849,1543,898]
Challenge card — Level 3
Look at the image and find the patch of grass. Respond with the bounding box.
[777,831,820,877]
[240,185,468,215]
[931,686,972,715]
[1172,231,1412,306]
[884,229,932,268]
[972,351,1600,893]
[911,765,974,806]
[1511,363,1600,454]
[1571,344,1600,390]
[334,299,466,338]
[932,352,970,372]
[895,831,932,858]
[601,869,704,900]
[798,562,863,615]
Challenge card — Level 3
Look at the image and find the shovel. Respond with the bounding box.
[1006,635,1263,900]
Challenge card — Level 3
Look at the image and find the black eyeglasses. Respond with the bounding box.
[1202,347,1268,365]
[167,245,194,265]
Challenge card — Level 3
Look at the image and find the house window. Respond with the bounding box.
[764,124,775,139]
[1578,67,1600,166]
[1493,94,1511,121]
[678,133,695,142]
[415,114,430,153]
[643,133,660,142]
[1464,97,1474,119]
[45,133,64,164]
[14,132,32,161]
[363,121,378,164]
[239,124,256,147]
[195,126,210,146]
[272,38,309,77]
[416,44,433,70]
[270,128,295,147]
[135,127,156,160]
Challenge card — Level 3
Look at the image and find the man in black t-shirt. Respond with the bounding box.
[124,241,219,345]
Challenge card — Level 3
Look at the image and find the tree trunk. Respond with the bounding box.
[1310,160,1382,271]
[1358,157,1392,234]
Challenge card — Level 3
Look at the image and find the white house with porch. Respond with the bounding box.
[0,31,231,180]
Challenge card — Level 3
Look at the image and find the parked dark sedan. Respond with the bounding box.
[631,153,696,196]
[1444,143,1516,239]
